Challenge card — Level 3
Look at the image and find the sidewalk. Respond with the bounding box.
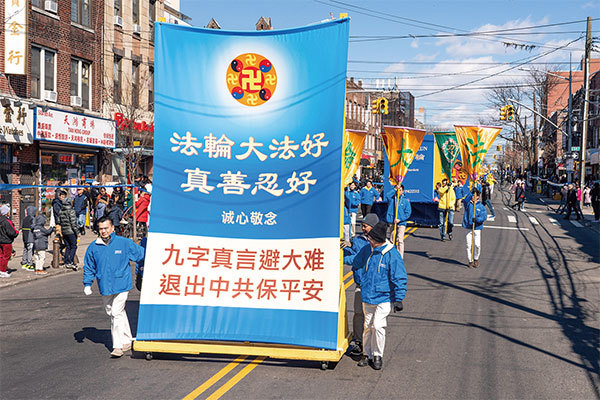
[0,230,98,289]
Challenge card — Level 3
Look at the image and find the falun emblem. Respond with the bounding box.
[442,138,459,161]
[226,53,277,106]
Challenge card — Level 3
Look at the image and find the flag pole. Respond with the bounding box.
[392,189,399,246]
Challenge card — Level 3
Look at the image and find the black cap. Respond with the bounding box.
[367,221,388,243]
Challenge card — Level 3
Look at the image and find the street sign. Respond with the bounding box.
[571,146,580,151]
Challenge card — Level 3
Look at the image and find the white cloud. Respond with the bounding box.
[582,1,598,9]
[410,39,419,49]
[413,52,438,62]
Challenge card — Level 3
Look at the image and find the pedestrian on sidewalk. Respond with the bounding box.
[20,206,37,271]
[512,181,526,211]
[557,184,568,214]
[438,178,455,241]
[83,217,145,358]
[58,197,79,270]
[359,181,378,218]
[351,221,406,371]
[73,188,88,235]
[564,183,583,221]
[591,182,600,222]
[32,215,54,275]
[344,182,361,237]
[583,185,591,207]
[343,213,379,356]
[0,205,19,278]
[106,199,123,235]
[385,183,411,258]
[462,188,487,268]
[481,178,495,219]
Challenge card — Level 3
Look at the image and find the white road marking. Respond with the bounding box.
[486,226,529,231]
[570,220,584,228]
[529,216,539,225]
[549,218,559,225]
[507,215,517,223]
[503,207,509,211]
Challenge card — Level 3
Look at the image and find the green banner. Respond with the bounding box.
[433,132,460,180]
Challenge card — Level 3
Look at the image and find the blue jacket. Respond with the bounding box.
[83,233,145,295]
[343,234,369,265]
[345,189,361,213]
[73,194,87,215]
[385,190,411,225]
[462,191,487,230]
[359,187,378,206]
[351,241,407,305]
[136,237,147,276]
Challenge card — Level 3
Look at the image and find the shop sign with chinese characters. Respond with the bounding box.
[137,20,349,350]
[0,99,33,144]
[4,0,27,75]
[35,108,116,148]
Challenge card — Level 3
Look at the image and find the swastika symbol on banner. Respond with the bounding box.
[227,53,277,107]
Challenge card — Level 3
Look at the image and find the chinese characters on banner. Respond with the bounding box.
[137,20,350,350]
[4,0,27,75]
[35,108,116,148]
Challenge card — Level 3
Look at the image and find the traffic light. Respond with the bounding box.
[499,106,507,120]
[371,98,380,114]
[507,105,514,121]
[381,98,389,115]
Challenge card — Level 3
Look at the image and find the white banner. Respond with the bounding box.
[0,99,33,144]
[140,233,340,313]
[35,108,116,148]
[4,0,27,75]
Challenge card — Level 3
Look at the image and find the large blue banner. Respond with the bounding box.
[136,20,349,350]
[402,134,435,203]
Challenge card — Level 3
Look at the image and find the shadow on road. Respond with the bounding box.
[73,327,111,351]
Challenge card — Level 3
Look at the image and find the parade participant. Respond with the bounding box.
[351,221,406,370]
[359,181,378,217]
[32,215,54,275]
[20,206,37,271]
[344,182,361,237]
[83,217,145,358]
[343,213,379,356]
[486,172,497,199]
[343,206,351,242]
[438,179,456,241]
[385,183,411,258]
[462,188,487,268]
[481,178,495,220]
[0,205,18,278]
[73,188,88,235]
[453,179,464,212]
[59,197,79,270]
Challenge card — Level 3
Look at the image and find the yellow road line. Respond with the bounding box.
[343,270,353,281]
[182,355,248,400]
[344,278,354,290]
[206,356,266,400]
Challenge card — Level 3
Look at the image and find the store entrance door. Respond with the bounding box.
[19,163,37,228]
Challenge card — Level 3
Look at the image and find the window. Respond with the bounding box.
[132,62,139,108]
[132,0,139,25]
[70,58,91,108]
[148,67,154,111]
[71,0,91,27]
[32,0,42,7]
[114,0,121,16]
[149,0,156,42]
[113,56,122,104]
[31,46,56,99]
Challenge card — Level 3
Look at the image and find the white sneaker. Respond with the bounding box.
[0,271,10,278]
[110,348,124,358]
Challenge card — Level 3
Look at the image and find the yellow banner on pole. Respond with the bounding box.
[454,125,501,184]
[342,129,367,186]
[382,126,426,185]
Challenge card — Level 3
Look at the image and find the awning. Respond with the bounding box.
[113,147,154,156]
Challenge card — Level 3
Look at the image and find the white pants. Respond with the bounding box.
[102,291,132,349]
[33,250,46,271]
[350,212,357,237]
[343,224,350,242]
[362,302,391,358]
[387,224,406,258]
[466,230,481,262]
[489,183,494,199]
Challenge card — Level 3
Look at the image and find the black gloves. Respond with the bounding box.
[135,273,143,291]
[393,301,403,313]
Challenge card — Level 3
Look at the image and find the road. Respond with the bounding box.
[1,186,598,399]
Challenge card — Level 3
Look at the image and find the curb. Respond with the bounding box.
[0,266,79,290]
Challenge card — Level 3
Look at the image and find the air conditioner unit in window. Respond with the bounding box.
[44,91,57,103]
[70,96,82,107]
[133,24,142,34]
[44,0,58,13]
[114,15,123,27]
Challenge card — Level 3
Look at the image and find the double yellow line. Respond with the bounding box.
[184,226,417,400]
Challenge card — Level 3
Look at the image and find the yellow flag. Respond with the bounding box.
[342,130,367,186]
[454,125,501,183]
[382,126,426,185]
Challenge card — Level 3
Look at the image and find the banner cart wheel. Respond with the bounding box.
[320,361,329,370]
[145,352,153,361]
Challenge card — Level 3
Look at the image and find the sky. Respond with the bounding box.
[179,0,598,134]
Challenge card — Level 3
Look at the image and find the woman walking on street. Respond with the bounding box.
[0,205,19,278]
[59,197,79,270]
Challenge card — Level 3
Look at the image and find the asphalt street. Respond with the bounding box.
[1,185,598,400]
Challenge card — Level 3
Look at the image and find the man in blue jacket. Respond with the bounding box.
[359,181,378,218]
[345,182,361,237]
[385,183,411,258]
[462,188,487,268]
[83,216,145,358]
[351,221,407,370]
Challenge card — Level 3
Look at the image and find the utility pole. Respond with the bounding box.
[579,16,592,208]
[567,53,573,182]
[533,90,538,175]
